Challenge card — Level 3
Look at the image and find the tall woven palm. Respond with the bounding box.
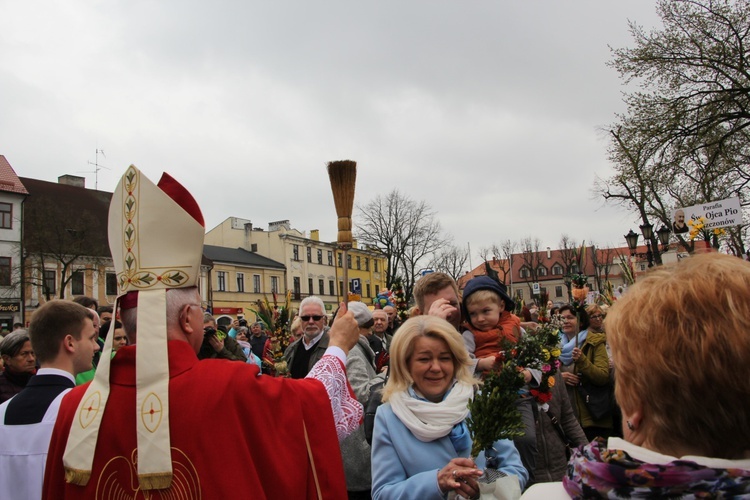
[327,160,357,302]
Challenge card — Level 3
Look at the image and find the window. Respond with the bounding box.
[571,264,580,274]
[356,256,361,270]
[328,280,335,296]
[0,257,10,286]
[0,203,11,229]
[253,275,261,293]
[375,284,380,296]
[555,285,563,298]
[317,249,323,264]
[541,286,547,295]
[106,272,118,296]
[292,245,300,261]
[307,247,312,263]
[71,270,84,295]
[337,253,342,267]
[271,276,279,293]
[327,251,333,266]
[515,288,523,300]
[365,258,369,271]
[338,280,344,297]
[347,255,352,269]
[44,270,56,297]
[552,264,563,276]
[236,273,245,292]
[217,271,226,292]
[318,279,325,295]
[365,283,371,298]
[308,278,313,295]
[374,260,379,272]
[537,266,548,277]
[519,267,530,279]
[293,277,301,300]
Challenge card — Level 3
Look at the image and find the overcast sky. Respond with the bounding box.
[1,1,663,268]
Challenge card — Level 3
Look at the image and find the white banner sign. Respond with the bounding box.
[671,197,742,234]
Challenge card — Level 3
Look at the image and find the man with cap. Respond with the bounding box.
[0,330,36,403]
[0,301,98,500]
[43,166,363,498]
[341,301,382,499]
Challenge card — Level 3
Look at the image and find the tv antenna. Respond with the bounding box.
[79,149,109,190]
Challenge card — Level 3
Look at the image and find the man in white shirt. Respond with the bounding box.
[0,300,98,500]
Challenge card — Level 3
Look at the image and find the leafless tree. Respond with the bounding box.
[431,244,470,282]
[558,235,579,301]
[478,239,516,285]
[590,244,617,293]
[356,189,448,303]
[518,237,544,299]
[23,197,110,300]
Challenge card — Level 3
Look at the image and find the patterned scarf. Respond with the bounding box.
[564,438,750,498]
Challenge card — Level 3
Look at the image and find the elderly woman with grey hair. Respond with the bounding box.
[0,330,37,403]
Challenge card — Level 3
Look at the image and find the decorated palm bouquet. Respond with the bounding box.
[466,317,563,474]
[249,291,295,376]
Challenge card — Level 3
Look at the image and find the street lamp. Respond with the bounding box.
[625,224,671,267]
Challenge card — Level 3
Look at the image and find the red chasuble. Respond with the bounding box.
[43,341,347,499]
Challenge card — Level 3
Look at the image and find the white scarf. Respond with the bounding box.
[389,381,473,442]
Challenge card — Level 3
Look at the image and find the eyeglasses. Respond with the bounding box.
[590,314,604,319]
[300,315,324,322]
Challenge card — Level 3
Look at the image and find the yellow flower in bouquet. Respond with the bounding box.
[548,376,555,387]
[274,360,289,376]
[542,348,550,362]
[551,347,561,358]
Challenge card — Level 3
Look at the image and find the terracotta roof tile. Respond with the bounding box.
[0,156,29,195]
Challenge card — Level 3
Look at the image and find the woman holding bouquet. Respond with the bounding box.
[523,252,750,498]
[371,315,527,499]
[557,305,613,441]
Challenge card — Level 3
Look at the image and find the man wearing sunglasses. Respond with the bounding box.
[285,296,330,379]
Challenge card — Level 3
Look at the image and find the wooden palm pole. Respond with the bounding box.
[327,160,357,303]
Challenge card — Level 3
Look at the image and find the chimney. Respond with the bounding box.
[268,220,291,232]
[310,229,319,241]
[58,175,85,188]
[244,223,253,250]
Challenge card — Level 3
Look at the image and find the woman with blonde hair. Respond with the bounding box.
[523,253,750,498]
[371,315,527,499]
[289,316,303,343]
[584,304,605,334]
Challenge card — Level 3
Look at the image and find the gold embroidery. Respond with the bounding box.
[96,447,201,499]
[117,166,192,292]
[78,392,102,429]
[141,392,164,433]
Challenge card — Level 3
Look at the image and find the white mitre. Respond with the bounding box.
[63,165,205,490]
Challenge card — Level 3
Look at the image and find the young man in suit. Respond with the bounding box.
[0,300,98,499]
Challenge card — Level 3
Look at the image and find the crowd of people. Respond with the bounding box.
[0,163,748,500]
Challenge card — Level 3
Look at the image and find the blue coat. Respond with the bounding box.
[371,400,528,499]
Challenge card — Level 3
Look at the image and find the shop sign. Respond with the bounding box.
[213,307,243,315]
[0,302,20,313]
